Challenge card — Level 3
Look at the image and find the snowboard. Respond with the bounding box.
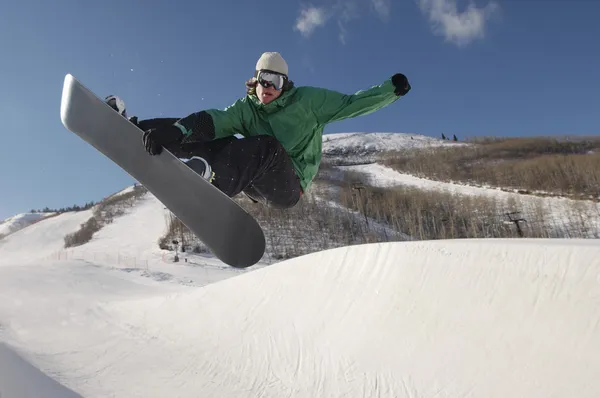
[59,74,266,268]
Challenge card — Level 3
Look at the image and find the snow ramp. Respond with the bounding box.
[0,343,82,398]
[102,239,600,397]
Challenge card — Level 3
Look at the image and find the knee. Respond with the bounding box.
[271,186,303,209]
[245,185,302,209]
[274,192,301,209]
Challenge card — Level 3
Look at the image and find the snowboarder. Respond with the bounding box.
[106,52,411,208]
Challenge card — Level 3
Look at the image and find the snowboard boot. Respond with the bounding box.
[184,156,215,183]
[105,95,127,118]
[105,95,141,127]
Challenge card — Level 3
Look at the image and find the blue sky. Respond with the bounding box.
[1,0,599,220]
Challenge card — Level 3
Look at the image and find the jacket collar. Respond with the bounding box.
[249,87,296,114]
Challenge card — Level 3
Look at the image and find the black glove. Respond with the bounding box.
[392,73,411,96]
[128,116,139,126]
[142,124,184,155]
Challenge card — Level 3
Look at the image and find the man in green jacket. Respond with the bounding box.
[107,51,411,208]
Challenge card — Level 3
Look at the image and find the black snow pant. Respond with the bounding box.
[136,118,303,209]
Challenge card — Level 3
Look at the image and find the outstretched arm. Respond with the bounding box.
[173,97,250,142]
[311,73,411,125]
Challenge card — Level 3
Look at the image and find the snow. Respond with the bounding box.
[322,132,459,164]
[42,192,259,286]
[106,184,136,198]
[0,209,93,265]
[80,192,168,261]
[0,343,83,397]
[323,132,454,153]
[0,212,56,237]
[1,213,599,397]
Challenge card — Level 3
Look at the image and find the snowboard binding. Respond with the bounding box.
[105,95,127,117]
[185,156,215,183]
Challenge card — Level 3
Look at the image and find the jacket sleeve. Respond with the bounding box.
[173,98,249,141]
[310,77,400,125]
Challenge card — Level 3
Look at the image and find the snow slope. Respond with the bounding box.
[1,239,599,397]
[343,162,600,237]
[0,212,56,238]
[0,190,255,287]
[323,132,453,153]
[45,192,256,286]
[322,132,457,164]
[0,209,93,265]
[80,191,169,262]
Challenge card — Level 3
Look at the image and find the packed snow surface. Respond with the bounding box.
[1,239,599,397]
[0,343,82,398]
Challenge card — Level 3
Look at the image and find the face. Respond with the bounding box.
[256,82,282,104]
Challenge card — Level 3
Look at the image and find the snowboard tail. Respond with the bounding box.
[60,74,265,268]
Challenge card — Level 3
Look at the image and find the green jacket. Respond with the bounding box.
[177,77,401,192]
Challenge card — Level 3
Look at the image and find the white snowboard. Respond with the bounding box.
[60,74,266,268]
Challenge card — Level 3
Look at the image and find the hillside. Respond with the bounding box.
[2,132,598,264]
[0,212,56,239]
[1,131,599,397]
[322,131,458,165]
[380,135,600,199]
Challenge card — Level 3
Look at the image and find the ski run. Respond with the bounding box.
[1,132,599,397]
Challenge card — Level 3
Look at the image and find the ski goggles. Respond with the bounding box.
[256,70,287,91]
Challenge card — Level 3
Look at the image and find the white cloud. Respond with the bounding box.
[294,0,497,47]
[338,20,348,44]
[371,0,391,20]
[418,0,499,47]
[337,1,359,44]
[294,6,328,37]
[294,1,389,44]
